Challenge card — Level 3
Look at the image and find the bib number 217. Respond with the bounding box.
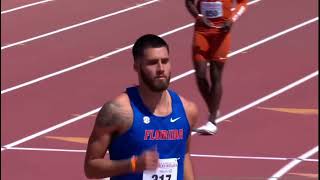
[143,158,178,180]
[152,174,171,180]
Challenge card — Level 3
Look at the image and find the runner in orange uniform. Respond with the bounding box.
[185,0,247,134]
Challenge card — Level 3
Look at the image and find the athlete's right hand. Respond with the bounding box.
[221,19,233,32]
[136,149,159,171]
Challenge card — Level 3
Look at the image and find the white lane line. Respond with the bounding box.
[268,146,319,180]
[4,147,318,163]
[2,15,317,95]
[191,154,319,162]
[6,147,86,153]
[228,17,319,58]
[215,71,318,124]
[1,70,318,151]
[191,70,318,135]
[1,0,159,50]
[2,108,100,150]
[1,0,53,15]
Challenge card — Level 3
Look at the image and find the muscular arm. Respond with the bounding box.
[221,0,248,32]
[181,97,199,180]
[84,98,133,179]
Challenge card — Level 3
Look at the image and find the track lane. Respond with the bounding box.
[1,0,192,89]
[2,20,315,150]
[1,0,51,12]
[1,0,318,179]
[3,0,317,92]
[1,0,155,45]
[282,160,318,179]
[2,67,317,179]
[2,13,318,146]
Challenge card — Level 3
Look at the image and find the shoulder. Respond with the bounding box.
[102,93,132,113]
[96,93,133,133]
[178,95,198,128]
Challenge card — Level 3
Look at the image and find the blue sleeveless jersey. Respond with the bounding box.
[109,86,190,180]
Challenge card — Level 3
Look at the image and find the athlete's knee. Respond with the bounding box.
[210,61,224,79]
[195,70,207,80]
[193,61,207,78]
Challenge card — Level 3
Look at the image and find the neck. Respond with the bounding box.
[137,85,171,116]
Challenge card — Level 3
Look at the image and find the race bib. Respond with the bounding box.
[200,1,223,18]
[143,158,178,180]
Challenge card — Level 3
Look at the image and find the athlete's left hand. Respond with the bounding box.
[221,20,233,32]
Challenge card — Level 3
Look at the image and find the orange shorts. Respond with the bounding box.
[192,30,231,63]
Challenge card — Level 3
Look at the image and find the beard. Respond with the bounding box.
[140,68,171,92]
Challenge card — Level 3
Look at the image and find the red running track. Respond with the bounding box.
[1,0,318,179]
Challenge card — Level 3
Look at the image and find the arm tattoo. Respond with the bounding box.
[96,102,125,128]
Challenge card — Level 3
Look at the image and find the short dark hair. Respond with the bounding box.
[132,34,169,61]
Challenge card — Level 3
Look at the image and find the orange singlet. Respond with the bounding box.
[193,0,247,62]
